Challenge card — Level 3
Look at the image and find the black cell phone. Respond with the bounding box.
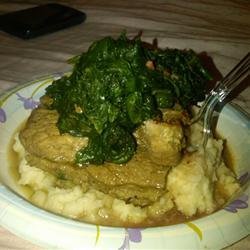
[0,3,86,39]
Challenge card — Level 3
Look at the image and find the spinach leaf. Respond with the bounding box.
[45,33,211,165]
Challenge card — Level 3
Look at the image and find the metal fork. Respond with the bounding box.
[191,53,250,147]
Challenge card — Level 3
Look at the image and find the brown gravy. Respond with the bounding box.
[8,121,33,199]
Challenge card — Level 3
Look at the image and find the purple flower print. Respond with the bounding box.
[16,93,39,109]
[127,228,142,242]
[238,172,249,186]
[224,172,249,213]
[118,228,143,250]
[224,194,248,213]
[0,108,6,123]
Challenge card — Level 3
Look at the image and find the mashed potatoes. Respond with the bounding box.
[13,120,240,227]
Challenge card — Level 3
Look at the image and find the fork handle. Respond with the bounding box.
[192,53,250,125]
[202,53,249,146]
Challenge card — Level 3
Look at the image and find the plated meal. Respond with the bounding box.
[8,34,242,227]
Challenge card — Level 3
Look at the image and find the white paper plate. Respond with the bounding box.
[0,75,249,250]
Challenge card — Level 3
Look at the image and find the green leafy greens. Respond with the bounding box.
[45,33,211,166]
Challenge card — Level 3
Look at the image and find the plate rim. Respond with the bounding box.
[0,74,249,250]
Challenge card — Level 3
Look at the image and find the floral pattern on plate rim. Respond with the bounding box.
[0,76,54,122]
[224,172,249,213]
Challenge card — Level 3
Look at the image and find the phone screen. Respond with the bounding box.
[0,3,86,39]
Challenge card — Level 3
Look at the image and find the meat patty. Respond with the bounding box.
[26,151,167,206]
[20,107,184,206]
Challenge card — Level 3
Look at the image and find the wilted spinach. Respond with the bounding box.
[45,33,211,165]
